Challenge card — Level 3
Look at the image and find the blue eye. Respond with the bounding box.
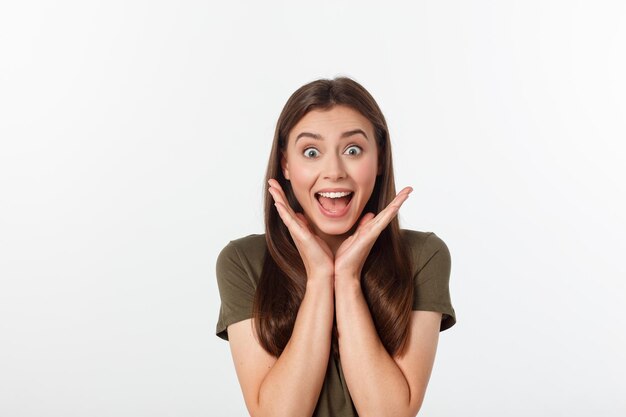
[345,145,362,156]
[303,148,320,158]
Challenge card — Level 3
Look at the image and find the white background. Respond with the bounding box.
[1,1,625,416]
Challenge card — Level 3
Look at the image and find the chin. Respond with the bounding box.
[315,219,356,236]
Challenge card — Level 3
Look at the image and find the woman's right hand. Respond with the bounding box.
[268,178,334,280]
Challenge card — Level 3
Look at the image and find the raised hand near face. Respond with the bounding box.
[334,187,413,281]
[268,179,335,280]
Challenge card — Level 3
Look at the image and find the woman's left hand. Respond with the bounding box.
[334,186,413,281]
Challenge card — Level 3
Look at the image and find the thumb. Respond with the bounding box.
[358,212,375,228]
[295,213,309,226]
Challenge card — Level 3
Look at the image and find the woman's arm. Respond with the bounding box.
[225,179,336,416]
[328,186,438,416]
[228,275,334,417]
[334,278,441,417]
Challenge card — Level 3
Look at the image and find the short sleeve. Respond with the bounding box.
[412,233,457,331]
[215,241,256,341]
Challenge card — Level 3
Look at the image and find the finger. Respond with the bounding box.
[267,178,281,192]
[268,178,288,195]
[268,185,298,220]
[274,202,303,233]
[294,212,312,230]
[374,187,412,216]
[354,212,375,235]
[380,191,410,217]
[370,188,412,231]
[268,180,298,218]
[276,203,318,247]
[385,187,413,210]
[386,189,411,211]
[295,212,309,226]
[269,182,310,238]
[358,212,375,228]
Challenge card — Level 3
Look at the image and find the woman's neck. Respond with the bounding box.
[313,224,358,256]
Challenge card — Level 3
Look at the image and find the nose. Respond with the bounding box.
[322,153,347,181]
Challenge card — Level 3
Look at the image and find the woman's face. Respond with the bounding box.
[281,105,380,241]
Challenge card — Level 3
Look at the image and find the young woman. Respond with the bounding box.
[216,77,456,417]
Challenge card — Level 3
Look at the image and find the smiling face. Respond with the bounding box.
[281,105,380,247]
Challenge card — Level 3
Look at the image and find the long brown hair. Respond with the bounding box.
[253,77,413,359]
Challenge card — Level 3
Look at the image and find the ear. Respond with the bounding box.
[281,151,290,180]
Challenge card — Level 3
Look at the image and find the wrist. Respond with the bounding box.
[306,271,334,288]
[333,273,361,291]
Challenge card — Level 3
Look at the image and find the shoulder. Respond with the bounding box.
[400,229,441,246]
[401,229,456,329]
[400,229,450,271]
[215,234,267,341]
[221,233,267,254]
[218,233,266,260]
[216,233,267,285]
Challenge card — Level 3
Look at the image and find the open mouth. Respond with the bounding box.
[315,191,354,215]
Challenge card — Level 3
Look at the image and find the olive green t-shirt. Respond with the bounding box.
[215,229,456,417]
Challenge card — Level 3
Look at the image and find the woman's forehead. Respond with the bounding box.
[289,105,375,140]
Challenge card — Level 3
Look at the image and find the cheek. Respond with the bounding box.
[351,159,378,190]
[290,166,315,186]
[288,165,316,200]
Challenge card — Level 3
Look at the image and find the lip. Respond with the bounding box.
[315,193,354,218]
[315,188,353,194]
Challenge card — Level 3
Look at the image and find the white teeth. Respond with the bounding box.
[317,191,352,198]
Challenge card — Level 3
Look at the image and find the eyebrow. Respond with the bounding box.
[295,129,369,144]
